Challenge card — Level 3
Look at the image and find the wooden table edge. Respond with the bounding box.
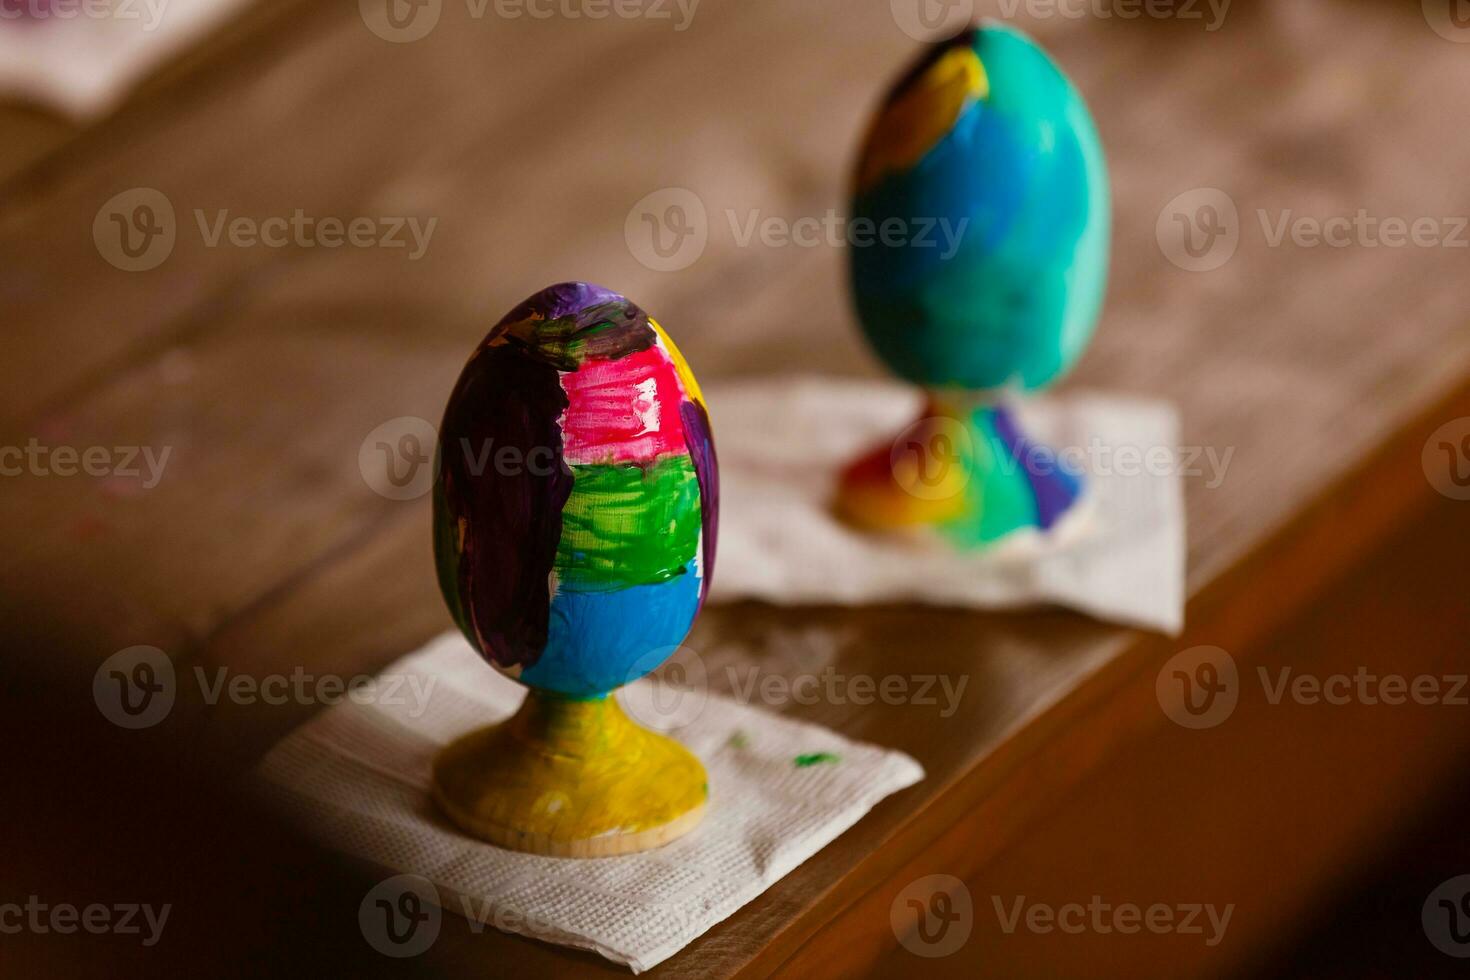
[730,374,1470,978]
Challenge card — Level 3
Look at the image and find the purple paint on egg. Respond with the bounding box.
[680,399,718,607]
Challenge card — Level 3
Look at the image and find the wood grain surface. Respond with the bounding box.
[3,1,1469,976]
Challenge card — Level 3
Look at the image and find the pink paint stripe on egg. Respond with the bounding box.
[560,344,688,464]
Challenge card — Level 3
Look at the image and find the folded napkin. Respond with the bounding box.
[254,633,924,973]
[0,0,250,117]
[705,377,1186,635]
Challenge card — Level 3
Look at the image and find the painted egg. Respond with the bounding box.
[433,282,717,699]
[849,22,1110,392]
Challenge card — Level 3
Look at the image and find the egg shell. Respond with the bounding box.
[433,282,717,698]
[850,23,1110,392]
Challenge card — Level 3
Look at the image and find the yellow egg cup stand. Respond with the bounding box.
[431,691,708,858]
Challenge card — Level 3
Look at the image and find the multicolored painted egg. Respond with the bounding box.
[433,282,717,699]
[849,22,1110,392]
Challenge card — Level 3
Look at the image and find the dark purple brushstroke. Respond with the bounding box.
[990,405,1081,530]
[679,399,719,607]
[434,342,572,671]
[505,281,623,320]
[496,281,656,371]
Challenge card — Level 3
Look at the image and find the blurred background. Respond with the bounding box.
[4,0,1470,977]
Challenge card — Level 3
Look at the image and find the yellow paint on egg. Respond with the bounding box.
[649,317,705,407]
[855,45,987,194]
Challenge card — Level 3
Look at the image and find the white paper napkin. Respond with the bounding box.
[254,633,924,973]
[705,377,1185,636]
[0,0,251,117]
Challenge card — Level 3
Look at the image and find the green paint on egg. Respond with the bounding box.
[556,455,702,591]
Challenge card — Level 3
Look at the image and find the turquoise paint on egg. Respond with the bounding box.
[850,22,1110,392]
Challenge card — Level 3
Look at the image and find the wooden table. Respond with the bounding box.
[5,1,1470,976]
